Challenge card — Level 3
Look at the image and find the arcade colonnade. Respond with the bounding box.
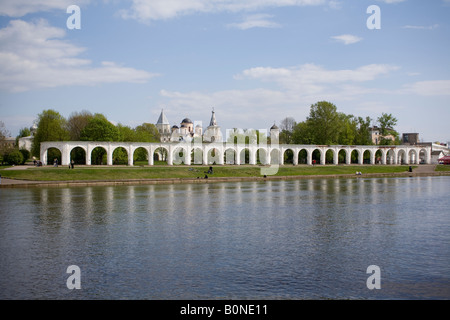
[40,141,432,166]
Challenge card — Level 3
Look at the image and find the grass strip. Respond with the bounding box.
[0,165,416,182]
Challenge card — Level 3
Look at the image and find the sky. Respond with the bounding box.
[0,0,449,143]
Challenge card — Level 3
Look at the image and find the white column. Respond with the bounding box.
[307,148,312,165]
[128,146,134,166]
[107,145,113,166]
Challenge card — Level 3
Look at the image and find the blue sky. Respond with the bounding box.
[0,0,449,143]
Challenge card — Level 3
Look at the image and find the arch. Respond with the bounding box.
[350,149,360,164]
[224,148,236,165]
[207,147,221,165]
[112,147,128,165]
[191,147,203,165]
[311,148,321,165]
[91,146,107,165]
[70,146,87,165]
[374,149,383,164]
[408,149,418,164]
[418,148,428,164]
[270,148,280,165]
[153,147,169,164]
[298,149,307,164]
[283,148,294,164]
[132,147,149,165]
[256,148,268,165]
[173,146,189,165]
[386,149,396,164]
[363,150,371,164]
[397,149,407,165]
[46,147,62,166]
[338,149,347,164]
[325,149,334,164]
[239,148,250,164]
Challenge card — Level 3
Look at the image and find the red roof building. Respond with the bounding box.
[438,156,450,165]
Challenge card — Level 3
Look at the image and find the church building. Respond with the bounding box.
[156,109,222,143]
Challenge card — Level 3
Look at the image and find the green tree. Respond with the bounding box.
[377,113,399,145]
[17,127,31,138]
[80,114,119,165]
[80,114,119,142]
[117,124,136,142]
[134,123,160,142]
[66,110,93,141]
[355,116,373,145]
[306,101,340,145]
[32,109,69,157]
[279,117,296,144]
[0,121,12,163]
[292,121,314,145]
[4,149,24,165]
[337,113,356,145]
[19,149,31,164]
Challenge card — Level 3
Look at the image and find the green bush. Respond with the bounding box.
[4,149,24,165]
[19,149,30,165]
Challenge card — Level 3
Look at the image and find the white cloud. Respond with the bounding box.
[402,24,439,30]
[328,1,342,10]
[0,0,88,17]
[377,0,406,3]
[158,63,401,129]
[120,0,326,22]
[227,14,281,30]
[331,34,363,45]
[402,80,450,96]
[235,63,399,90]
[0,19,157,92]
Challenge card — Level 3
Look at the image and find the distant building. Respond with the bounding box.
[402,133,419,145]
[203,110,222,143]
[155,109,171,142]
[156,109,222,143]
[1,137,16,149]
[369,126,395,145]
[18,124,37,152]
[431,150,445,164]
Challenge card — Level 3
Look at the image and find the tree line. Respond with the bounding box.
[24,109,160,165]
[278,101,399,146]
[2,101,399,165]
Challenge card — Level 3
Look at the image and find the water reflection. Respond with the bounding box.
[0,176,449,299]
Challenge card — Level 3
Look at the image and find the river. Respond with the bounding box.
[0,176,449,299]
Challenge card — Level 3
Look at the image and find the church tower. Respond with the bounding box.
[156,109,171,142]
[270,123,279,144]
[203,109,222,143]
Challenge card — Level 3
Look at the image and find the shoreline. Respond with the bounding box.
[1,170,449,189]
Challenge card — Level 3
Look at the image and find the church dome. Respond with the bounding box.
[270,124,279,130]
[181,118,193,124]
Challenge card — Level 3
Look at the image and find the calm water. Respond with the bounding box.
[0,176,449,300]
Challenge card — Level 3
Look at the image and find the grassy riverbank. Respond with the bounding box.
[0,164,418,182]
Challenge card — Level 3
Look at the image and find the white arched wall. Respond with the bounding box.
[40,141,432,167]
